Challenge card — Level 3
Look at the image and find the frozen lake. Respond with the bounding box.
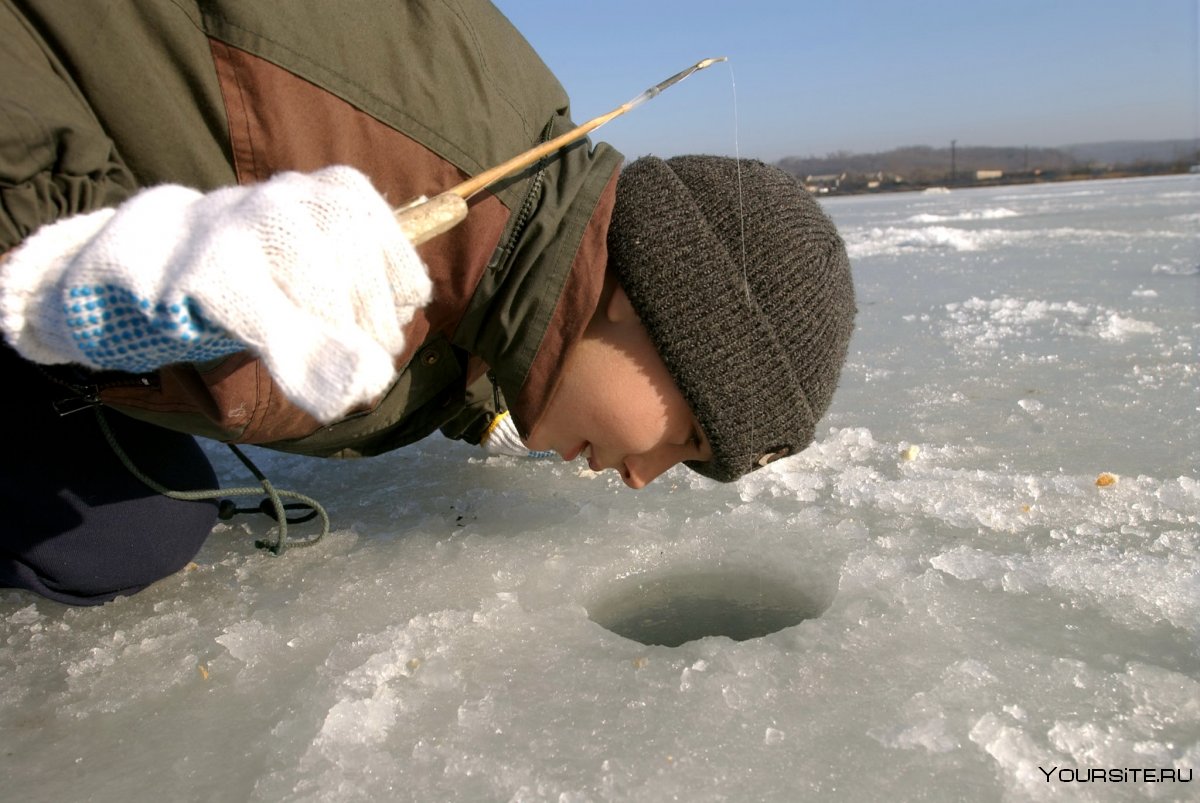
[3,174,1197,802]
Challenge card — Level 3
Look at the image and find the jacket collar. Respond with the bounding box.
[453,157,622,439]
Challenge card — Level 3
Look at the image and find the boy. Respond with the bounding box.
[0,0,855,604]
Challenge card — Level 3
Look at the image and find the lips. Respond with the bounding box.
[584,444,601,472]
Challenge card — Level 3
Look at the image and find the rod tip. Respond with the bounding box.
[698,56,729,68]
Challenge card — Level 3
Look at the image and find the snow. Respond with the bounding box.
[2,174,1197,801]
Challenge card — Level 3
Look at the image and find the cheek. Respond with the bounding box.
[525,348,628,450]
[533,318,684,456]
[599,368,676,453]
[599,396,666,454]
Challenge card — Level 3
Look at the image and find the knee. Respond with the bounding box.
[2,494,218,607]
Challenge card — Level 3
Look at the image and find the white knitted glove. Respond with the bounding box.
[481,410,555,458]
[0,166,431,422]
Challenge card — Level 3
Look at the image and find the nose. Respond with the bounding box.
[620,448,682,490]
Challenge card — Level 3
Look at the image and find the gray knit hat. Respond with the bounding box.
[607,155,856,482]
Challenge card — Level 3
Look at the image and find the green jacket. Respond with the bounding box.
[1,0,623,457]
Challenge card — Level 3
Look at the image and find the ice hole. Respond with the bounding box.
[588,569,830,647]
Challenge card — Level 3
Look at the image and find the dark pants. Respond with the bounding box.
[1,346,218,606]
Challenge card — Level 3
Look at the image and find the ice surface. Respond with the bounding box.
[2,175,1197,801]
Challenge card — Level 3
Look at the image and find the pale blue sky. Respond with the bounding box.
[492,1,1200,160]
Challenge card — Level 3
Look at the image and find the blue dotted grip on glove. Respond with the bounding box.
[65,284,243,373]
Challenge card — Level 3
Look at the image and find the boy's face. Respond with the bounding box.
[525,280,712,488]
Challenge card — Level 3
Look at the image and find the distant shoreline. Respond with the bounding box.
[777,139,1199,197]
[800,165,1197,197]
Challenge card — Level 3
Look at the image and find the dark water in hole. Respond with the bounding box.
[588,569,829,647]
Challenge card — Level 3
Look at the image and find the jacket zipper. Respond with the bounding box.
[490,119,554,272]
[37,367,157,416]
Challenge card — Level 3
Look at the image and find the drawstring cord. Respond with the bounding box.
[92,408,329,554]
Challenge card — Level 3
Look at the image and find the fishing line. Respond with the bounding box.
[725,59,761,547]
[725,60,753,465]
[727,60,750,303]
[724,59,763,554]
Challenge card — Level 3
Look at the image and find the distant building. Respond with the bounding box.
[803,173,844,194]
[866,171,904,190]
[975,169,1003,181]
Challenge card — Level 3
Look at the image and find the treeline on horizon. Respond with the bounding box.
[775,139,1200,185]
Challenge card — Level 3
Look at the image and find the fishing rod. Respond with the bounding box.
[394,56,728,245]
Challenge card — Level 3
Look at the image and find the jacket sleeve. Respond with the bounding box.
[0,2,138,252]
